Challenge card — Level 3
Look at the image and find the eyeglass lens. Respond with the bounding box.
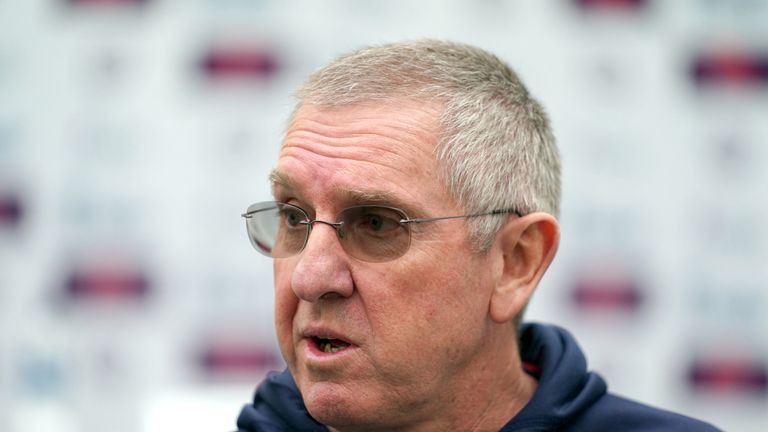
[245,202,412,262]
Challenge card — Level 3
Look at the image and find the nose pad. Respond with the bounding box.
[310,219,343,230]
[309,220,346,240]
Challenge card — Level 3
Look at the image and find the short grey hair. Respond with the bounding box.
[291,39,561,251]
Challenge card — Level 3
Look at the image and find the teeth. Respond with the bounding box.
[318,341,345,353]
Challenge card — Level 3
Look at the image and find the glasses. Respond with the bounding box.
[241,201,520,263]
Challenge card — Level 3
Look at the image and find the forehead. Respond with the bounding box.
[273,101,450,212]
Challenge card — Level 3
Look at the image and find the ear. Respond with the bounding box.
[489,213,560,324]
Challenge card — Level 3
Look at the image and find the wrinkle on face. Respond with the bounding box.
[276,103,454,219]
[281,104,440,185]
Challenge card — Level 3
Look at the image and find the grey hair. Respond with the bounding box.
[291,39,561,251]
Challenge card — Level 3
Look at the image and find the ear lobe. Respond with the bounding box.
[489,213,560,324]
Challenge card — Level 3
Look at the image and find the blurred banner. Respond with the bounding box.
[1,1,766,431]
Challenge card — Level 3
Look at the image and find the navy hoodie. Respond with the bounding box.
[236,323,721,431]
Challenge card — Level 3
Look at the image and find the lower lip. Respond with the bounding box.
[303,338,357,363]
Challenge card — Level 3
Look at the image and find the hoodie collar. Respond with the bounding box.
[236,370,325,431]
[500,323,607,431]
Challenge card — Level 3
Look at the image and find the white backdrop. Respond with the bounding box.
[1,1,767,431]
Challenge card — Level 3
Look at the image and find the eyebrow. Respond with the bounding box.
[269,168,421,216]
[269,169,294,194]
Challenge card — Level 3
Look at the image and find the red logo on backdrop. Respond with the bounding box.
[692,50,768,87]
[200,344,279,374]
[65,264,149,300]
[688,357,768,395]
[0,194,23,228]
[67,0,148,6]
[571,274,644,312]
[200,47,280,80]
[574,0,648,11]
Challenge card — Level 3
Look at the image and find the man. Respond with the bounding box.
[236,40,719,431]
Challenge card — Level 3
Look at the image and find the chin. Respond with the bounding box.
[302,382,374,429]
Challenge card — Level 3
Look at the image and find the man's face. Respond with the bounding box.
[272,101,499,429]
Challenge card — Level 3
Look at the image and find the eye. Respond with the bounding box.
[368,214,384,230]
[357,209,401,233]
[280,207,307,227]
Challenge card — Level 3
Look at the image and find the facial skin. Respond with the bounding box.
[271,101,559,431]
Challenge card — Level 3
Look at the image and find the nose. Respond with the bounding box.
[290,220,354,302]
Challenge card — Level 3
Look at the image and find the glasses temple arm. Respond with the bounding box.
[242,207,281,218]
[401,208,520,224]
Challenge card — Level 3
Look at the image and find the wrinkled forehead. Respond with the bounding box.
[282,101,442,145]
[272,102,452,213]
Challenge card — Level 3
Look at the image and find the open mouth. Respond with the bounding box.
[313,337,351,353]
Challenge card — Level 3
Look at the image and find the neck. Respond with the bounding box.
[454,328,537,432]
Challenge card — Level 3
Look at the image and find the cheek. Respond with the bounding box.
[273,261,298,358]
[367,253,487,352]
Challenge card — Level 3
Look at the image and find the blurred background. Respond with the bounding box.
[1,0,767,431]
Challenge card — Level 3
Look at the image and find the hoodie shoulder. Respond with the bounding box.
[568,393,722,432]
[502,324,721,432]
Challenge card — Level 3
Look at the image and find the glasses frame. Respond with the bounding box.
[241,201,521,262]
